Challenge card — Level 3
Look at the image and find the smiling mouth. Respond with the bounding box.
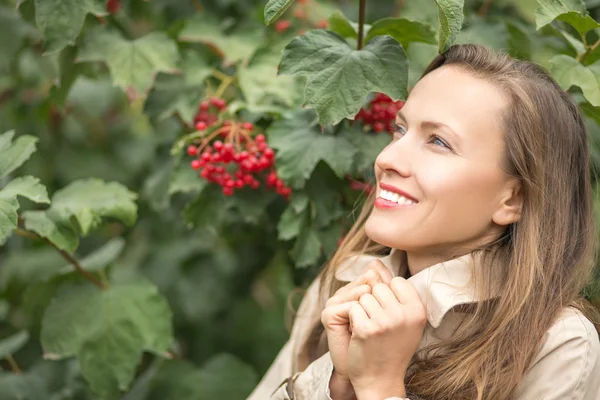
[378,189,417,205]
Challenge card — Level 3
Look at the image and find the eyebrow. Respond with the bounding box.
[396,110,461,139]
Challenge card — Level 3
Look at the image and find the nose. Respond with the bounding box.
[375,135,413,178]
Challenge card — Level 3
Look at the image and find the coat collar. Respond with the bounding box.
[334,248,499,328]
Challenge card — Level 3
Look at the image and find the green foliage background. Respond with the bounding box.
[0,0,599,398]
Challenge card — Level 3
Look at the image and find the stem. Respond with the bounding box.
[477,0,494,17]
[213,73,235,99]
[6,355,22,375]
[357,0,366,50]
[14,228,108,290]
[577,38,600,63]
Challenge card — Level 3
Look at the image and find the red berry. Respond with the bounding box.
[225,180,235,188]
[200,169,211,179]
[373,122,385,132]
[267,172,278,186]
[275,20,292,33]
[199,101,210,111]
[106,0,121,14]
[213,140,223,151]
[187,145,198,157]
[201,152,211,162]
[222,143,234,154]
[223,187,234,196]
[235,179,244,188]
[316,19,328,29]
[191,159,202,170]
[250,180,260,189]
[196,121,207,131]
[255,134,265,142]
[242,122,254,131]
[210,98,226,110]
[264,148,275,159]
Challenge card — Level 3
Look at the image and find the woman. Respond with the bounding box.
[247,44,600,399]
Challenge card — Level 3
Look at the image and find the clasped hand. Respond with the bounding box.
[321,260,427,399]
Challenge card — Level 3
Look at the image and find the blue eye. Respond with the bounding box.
[391,123,406,140]
[429,135,451,150]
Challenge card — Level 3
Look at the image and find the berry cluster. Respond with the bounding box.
[186,99,291,199]
[355,93,405,134]
[106,0,121,14]
[274,0,329,33]
[193,97,227,131]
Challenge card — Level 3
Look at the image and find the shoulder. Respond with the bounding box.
[518,307,600,399]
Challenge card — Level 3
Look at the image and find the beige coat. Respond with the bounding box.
[247,250,600,400]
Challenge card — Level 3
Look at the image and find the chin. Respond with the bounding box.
[365,214,400,248]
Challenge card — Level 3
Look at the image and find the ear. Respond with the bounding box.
[492,180,523,226]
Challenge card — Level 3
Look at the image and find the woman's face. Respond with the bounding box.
[365,65,518,268]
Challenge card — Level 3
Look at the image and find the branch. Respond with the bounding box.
[577,38,600,63]
[477,0,494,17]
[357,0,366,50]
[6,355,22,375]
[14,228,108,290]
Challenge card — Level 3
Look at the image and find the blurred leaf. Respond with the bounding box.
[179,15,262,65]
[505,19,532,59]
[239,48,304,112]
[182,184,222,228]
[22,209,80,253]
[144,50,210,123]
[0,373,47,400]
[365,18,437,49]
[550,55,600,106]
[33,0,107,54]
[277,205,308,240]
[305,163,345,228]
[0,247,65,295]
[328,11,357,39]
[169,163,207,196]
[279,31,408,125]
[290,224,321,267]
[556,12,600,38]
[434,0,465,52]
[77,27,179,99]
[41,281,173,399]
[535,0,595,38]
[0,5,39,72]
[264,0,295,25]
[0,131,38,179]
[0,175,49,245]
[0,330,29,359]
[50,178,138,236]
[267,110,357,187]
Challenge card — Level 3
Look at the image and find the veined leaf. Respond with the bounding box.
[434,0,465,52]
[22,209,79,253]
[365,18,437,49]
[0,131,38,179]
[550,55,600,106]
[77,27,179,100]
[264,0,295,25]
[279,30,408,125]
[535,0,587,30]
[34,0,107,54]
[328,11,358,39]
[267,110,357,187]
[41,281,173,398]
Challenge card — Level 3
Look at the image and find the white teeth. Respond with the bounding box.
[379,189,416,205]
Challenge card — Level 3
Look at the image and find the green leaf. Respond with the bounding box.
[41,281,173,398]
[0,176,50,245]
[277,205,308,241]
[328,11,357,39]
[434,0,465,53]
[239,48,304,113]
[264,0,295,25]
[0,5,39,72]
[365,18,437,49]
[0,373,47,400]
[549,55,600,106]
[34,0,107,54]
[169,163,207,196]
[21,209,79,253]
[0,176,50,204]
[267,110,357,187]
[77,27,179,99]
[343,128,390,173]
[279,30,408,125]
[0,330,29,359]
[58,238,125,274]
[50,178,138,236]
[179,15,262,65]
[290,224,321,267]
[0,131,38,179]
[182,185,222,228]
[557,12,600,37]
[535,0,589,32]
[144,50,210,122]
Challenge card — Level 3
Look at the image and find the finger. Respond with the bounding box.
[327,284,371,307]
[359,293,386,320]
[321,301,359,330]
[390,276,425,306]
[371,282,401,309]
[349,302,371,338]
[365,260,394,284]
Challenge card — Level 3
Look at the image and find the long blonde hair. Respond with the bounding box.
[297,44,600,399]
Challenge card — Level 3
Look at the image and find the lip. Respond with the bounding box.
[378,182,419,203]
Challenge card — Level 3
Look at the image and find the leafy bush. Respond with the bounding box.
[0,0,599,398]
